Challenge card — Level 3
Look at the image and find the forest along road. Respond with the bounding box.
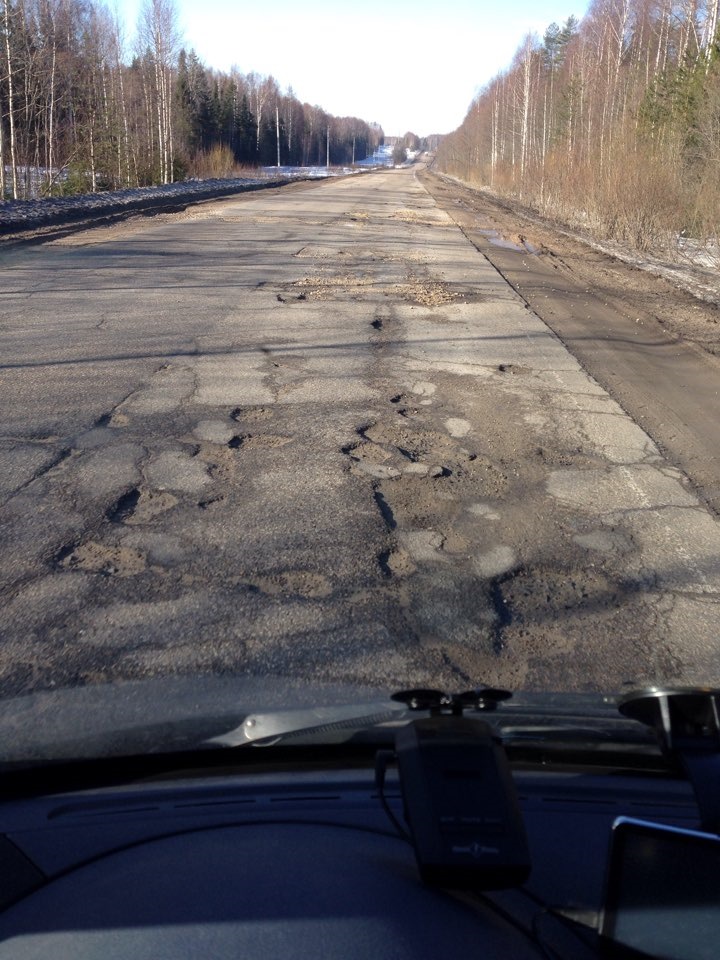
[1,165,719,696]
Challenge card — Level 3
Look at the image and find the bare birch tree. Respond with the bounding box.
[1,0,18,197]
[137,0,180,183]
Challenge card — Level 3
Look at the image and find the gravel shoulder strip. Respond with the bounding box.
[420,163,720,358]
[419,167,720,514]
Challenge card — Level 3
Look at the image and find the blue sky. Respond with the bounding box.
[121,0,587,136]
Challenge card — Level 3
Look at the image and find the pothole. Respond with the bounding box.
[231,406,274,423]
[197,494,225,510]
[106,488,141,524]
[342,420,507,495]
[379,547,416,578]
[497,364,532,375]
[57,541,147,577]
[105,488,177,525]
[497,565,630,624]
[228,433,293,450]
[275,292,307,304]
[396,277,459,307]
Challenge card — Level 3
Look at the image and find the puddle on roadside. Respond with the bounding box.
[476,228,538,254]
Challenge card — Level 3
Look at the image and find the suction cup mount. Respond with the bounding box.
[391,687,512,716]
[619,687,720,832]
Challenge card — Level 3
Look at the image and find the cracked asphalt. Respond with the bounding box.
[1,166,719,696]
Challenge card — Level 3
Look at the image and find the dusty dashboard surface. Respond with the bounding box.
[0,756,699,959]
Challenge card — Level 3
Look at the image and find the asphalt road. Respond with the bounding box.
[1,166,719,696]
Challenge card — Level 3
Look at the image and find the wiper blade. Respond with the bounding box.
[204,693,659,750]
[205,700,406,747]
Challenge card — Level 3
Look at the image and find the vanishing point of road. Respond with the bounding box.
[1,166,719,696]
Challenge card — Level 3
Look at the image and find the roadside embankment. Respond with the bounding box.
[0,175,313,242]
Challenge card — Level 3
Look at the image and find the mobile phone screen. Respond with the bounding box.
[600,817,720,960]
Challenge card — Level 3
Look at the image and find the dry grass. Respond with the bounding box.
[187,147,264,180]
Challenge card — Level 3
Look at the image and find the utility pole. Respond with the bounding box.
[326,125,330,168]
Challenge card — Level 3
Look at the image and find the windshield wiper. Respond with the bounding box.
[203,687,659,753]
[206,687,515,747]
[205,700,406,747]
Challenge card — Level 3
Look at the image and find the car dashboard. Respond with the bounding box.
[0,755,699,959]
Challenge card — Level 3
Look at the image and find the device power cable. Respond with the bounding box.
[374,749,412,844]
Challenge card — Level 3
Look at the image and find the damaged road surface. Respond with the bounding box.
[1,166,719,695]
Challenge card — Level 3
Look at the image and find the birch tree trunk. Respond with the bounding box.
[0,94,4,197]
[138,0,180,183]
[2,0,18,198]
[275,103,280,167]
[703,0,719,68]
[519,35,533,180]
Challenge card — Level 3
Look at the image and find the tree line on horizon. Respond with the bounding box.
[436,0,720,256]
[0,0,384,200]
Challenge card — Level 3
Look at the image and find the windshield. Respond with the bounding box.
[1,0,720,764]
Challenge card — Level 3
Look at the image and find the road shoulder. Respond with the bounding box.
[419,168,720,514]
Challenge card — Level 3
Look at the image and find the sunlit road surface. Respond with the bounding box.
[1,166,719,696]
